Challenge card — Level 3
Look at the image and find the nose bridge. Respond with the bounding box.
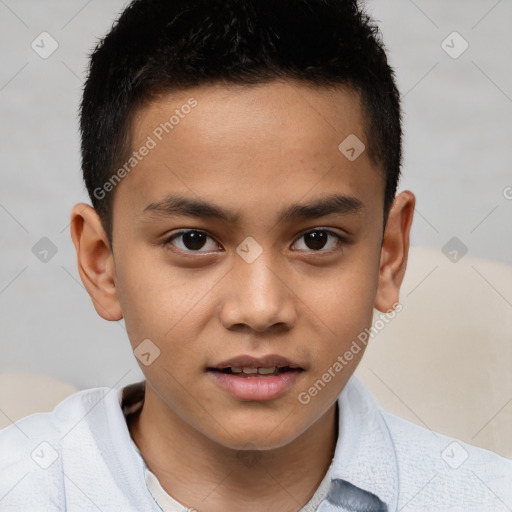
[221,243,296,331]
[239,249,280,298]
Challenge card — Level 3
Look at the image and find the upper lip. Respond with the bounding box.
[209,354,303,370]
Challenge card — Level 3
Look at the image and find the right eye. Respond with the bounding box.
[162,229,222,253]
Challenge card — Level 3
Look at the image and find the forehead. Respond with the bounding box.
[114,80,384,227]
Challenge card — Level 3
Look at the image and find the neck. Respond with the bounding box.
[128,384,338,512]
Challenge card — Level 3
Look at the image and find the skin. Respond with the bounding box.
[70,79,415,512]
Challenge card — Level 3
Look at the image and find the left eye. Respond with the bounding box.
[292,229,344,251]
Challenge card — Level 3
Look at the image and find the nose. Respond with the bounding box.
[219,252,298,334]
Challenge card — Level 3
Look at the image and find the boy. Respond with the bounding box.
[1,0,511,510]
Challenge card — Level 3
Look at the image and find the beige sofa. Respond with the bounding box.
[356,245,512,458]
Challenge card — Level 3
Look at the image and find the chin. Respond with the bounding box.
[204,417,304,452]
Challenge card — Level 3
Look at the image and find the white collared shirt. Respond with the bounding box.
[1,376,511,511]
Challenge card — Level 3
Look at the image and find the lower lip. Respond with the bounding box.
[208,370,303,401]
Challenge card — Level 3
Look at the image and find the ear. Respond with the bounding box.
[374,190,415,313]
[69,203,123,321]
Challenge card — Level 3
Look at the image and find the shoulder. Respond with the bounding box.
[0,386,114,510]
[339,377,512,511]
[381,409,512,511]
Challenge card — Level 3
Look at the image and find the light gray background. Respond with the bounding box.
[0,0,511,390]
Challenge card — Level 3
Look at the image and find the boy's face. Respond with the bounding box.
[71,80,414,450]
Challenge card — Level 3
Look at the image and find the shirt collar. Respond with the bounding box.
[325,375,399,511]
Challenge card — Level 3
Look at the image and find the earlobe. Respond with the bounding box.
[69,203,123,321]
[374,190,415,313]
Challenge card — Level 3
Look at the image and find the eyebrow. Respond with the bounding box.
[142,192,364,224]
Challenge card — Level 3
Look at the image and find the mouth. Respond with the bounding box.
[208,353,304,373]
[206,354,305,401]
[208,366,301,377]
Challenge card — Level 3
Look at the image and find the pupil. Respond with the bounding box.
[305,230,327,250]
[183,231,206,250]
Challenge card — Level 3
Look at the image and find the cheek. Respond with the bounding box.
[114,246,215,377]
[114,246,194,338]
[296,285,375,411]
[306,262,378,337]
[300,252,379,377]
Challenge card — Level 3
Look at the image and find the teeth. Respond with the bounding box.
[223,366,280,375]
[242,367,258,374]
[257,367,277,375]
[241,366,278,375]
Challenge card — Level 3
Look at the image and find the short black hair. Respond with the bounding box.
[80,0,402,248]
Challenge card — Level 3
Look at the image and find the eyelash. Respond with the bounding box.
[161,228,347,254]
